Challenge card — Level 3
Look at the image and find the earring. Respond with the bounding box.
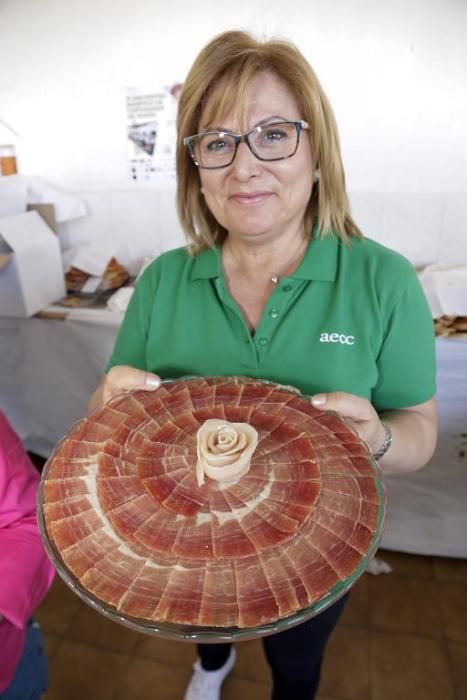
[312,169,320,182]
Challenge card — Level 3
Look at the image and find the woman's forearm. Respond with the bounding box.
[378,398,438,474]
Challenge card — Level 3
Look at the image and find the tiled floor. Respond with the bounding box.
[35,549,467,700]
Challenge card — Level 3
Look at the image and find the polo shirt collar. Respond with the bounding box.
[190,230,340,282]
[190,246,221,280]
[292,231,340,282]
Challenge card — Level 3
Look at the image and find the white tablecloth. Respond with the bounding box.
[0,314,121,455]
[382,337,467,557]
[1,315,466,557]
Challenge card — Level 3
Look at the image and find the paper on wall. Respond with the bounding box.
[126,84,181,184]
[419,264,467,317]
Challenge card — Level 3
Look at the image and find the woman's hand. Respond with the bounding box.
[88,365,161,412]
[310,391,437,473]
[311,391,385,455]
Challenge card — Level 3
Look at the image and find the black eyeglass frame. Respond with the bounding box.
[183,120,310,169]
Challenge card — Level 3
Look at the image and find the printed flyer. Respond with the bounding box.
[126,84,182,184]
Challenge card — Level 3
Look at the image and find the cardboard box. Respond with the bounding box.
[0,210,65,317]
[27,203,57,233]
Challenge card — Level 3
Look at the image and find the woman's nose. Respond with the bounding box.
[229,141,262,179]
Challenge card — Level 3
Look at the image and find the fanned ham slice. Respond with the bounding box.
[321,474,379,504]
[214,382,243,406]
[54,440,101,461]
[309,503,373,555]
[137,453,191,479]
[319,455,375,476]
[97,454,129,477]
[118,558,175,619]
[190,386,217,409]
[221,490,297,552]
[61,529,121,578]
[44,478,89,503]
[40,376,384,631]
[163,387,195,419]
[97,475,144,511]
[171,511,214,558]
[234,557,279,627]
[46,458,89,480]
[81,547,147,607]
[133,508,183,552]
[318,490,380,531]
[68,420,114,444]
[106,394,149,421]
[107,493,156,556]
[50,509,104,550]
[283,537,339,603]
[198,560,238,627]
[44,495,94,523]
[161,472,210,516]
[258,549,302,617]
[209,489,257,558]
[256,433,316,463]
[86,405,130,430]
[249,460,319,481]
[303,523,362,578]
[154,561,206,625]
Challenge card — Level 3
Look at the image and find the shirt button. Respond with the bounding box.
[282,284,293,292]
[258,337,269,346]
[269,309,279,319]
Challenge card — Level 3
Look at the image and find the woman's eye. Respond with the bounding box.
[205,138,229,152]
[263,128,287,141]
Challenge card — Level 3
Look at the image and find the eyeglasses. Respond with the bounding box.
[183,120,309,169]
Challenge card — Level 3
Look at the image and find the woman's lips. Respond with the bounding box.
[230,191,273,206]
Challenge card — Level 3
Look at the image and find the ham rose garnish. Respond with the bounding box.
[196,419,259,486]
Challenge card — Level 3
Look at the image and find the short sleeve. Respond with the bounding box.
[106,264,158,373]
[372,267,436,411]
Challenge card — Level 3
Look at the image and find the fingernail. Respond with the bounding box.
[311,394,326,406]
[145,376,161,388]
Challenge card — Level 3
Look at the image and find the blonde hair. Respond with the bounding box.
[177,30,362,253]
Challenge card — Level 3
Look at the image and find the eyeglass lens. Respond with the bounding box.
[191,122,300,168]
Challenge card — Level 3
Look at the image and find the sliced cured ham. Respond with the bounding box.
[39,376,385,633]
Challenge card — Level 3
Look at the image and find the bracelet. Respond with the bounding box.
[372,421,393,461]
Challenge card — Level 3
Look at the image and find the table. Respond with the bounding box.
[1,314,466,557]
[0,312,120,456]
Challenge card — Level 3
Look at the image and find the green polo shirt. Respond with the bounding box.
[107,233,436,411]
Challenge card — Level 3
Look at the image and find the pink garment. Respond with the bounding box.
[0,411,55,693]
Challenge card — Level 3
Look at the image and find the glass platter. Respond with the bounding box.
[37,376,386,642]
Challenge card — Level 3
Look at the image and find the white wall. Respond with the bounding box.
[1,0,466,270]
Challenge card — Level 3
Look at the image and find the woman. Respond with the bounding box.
[89,31,437,700]
[0,411,55,700]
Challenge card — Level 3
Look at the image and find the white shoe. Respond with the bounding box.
[184,647,236,700]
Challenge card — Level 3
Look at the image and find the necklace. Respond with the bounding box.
[269,237,308,285]
[223,236,308,286]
